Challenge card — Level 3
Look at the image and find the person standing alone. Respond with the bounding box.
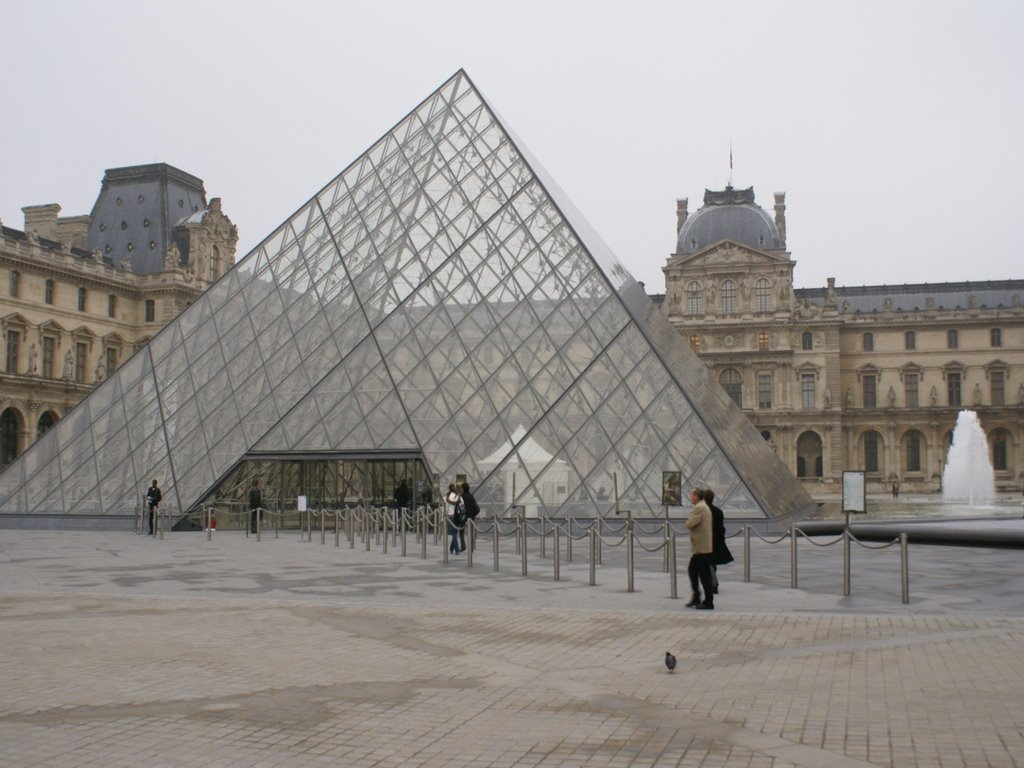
[703,487,733,595]
[249,480,262,534]
[685,488,715,610]
[146,479,162,536]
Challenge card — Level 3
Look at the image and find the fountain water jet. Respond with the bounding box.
[942,410,995,503]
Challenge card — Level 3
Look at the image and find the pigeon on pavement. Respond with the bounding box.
[665,652,676,671]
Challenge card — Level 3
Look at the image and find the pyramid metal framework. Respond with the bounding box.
[0,71,816,523]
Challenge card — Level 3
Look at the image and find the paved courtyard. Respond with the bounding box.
[0,525,1022,767]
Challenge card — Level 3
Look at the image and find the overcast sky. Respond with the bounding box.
[3,1,1022,294]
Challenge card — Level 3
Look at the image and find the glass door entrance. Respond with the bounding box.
[200,454,433,522]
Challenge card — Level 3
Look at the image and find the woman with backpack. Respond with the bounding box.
[446,484,463,554]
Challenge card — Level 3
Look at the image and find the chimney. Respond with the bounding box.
[57,215,91,249]
[675,198,688,234]
[773,192,786,249]
[23,204,61,241]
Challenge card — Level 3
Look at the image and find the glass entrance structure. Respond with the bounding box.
[0,70,816,524]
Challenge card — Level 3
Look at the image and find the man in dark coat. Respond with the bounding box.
[703,487,734,594]
[460,482,480,552]
[248,480,262,534]
[394,479,411,510]
[146,479,162,536]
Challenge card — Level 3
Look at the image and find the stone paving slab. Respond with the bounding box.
[0,529,1022,767]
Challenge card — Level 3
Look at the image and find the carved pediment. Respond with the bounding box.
[670,239,790,272]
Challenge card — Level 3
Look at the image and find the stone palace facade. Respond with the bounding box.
[0,164,237,467]
[655,185,1024,493]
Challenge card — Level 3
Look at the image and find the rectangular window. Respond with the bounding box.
[863,375,877,408]
[757,374,772,409]
[947,372,961,406]
[905,331,916,350]
[9,271,19,298]
[991,328,1002,347]
[905,373,918,407]
[801,374,815,409]
[77,286,87,312]
[42,336,55,378]
[44,279,54,305]
[5,330,19,374]
[757,332,769,351]
[947,329,958,349]
[863,332,874,352]
[906,432,921,472]
[108,294,116,318]
[144,299,155,322]
[105,347,118,375]
[991,371,1004,406]
[801,331,813,350]
[75,342,87,383]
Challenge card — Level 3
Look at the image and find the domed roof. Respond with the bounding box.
[677,186,780,255]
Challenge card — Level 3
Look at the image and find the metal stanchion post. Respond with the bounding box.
[521,516,528,577]
[663,517,670,573]
[382,513,388,554]
[365,510,371,552]
[589,528,596,586]
[553,525,560,581]
[320,510,326,545]
[843,529,851,596]
[421,511,427,559]
[540,517,546,559]
[443,514,449,564]
[597,517,603,565]
[669,533,678,599]
[744,525,751,582]
[790,526,797,589]
[206,507,212,542]
[335,511,340,547]
[392,509,397,549]
[158,506,164,540]
[256,506,262,542]
[401,509,407,557]
[492,518,499,572]
[566,516,573,562]
[900,532,909,604]
[626,511,634,593]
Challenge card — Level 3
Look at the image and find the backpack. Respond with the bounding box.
[452,499,467,526]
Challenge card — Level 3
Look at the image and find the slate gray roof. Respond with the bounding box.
[87,164,207,274]
[796,280,1024,314]
[678,186,780,255]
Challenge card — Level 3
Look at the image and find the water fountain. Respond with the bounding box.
[942,410,996,503]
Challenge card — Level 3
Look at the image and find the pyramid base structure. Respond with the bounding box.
[0,70,817,528]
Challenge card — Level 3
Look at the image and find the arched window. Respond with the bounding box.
[755,278,772,313]
[991,429,1009,471]
[904,430,923,472]
[719,368,742,408]
[37,410,58,439]
[686,281,702,315]
[0,408,20,466]
[721,280,736,314]
[862,332,874,352]
[796,431,823,478]
[864,430,880,473]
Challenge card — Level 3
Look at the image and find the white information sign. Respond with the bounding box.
[842,471,866,514]
[297,495,308,512]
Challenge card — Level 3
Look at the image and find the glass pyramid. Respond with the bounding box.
[0,70,816,523]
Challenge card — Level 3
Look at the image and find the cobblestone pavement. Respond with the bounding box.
[0,528,1021,767]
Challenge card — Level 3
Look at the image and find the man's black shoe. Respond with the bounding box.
[696,602,714,610]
